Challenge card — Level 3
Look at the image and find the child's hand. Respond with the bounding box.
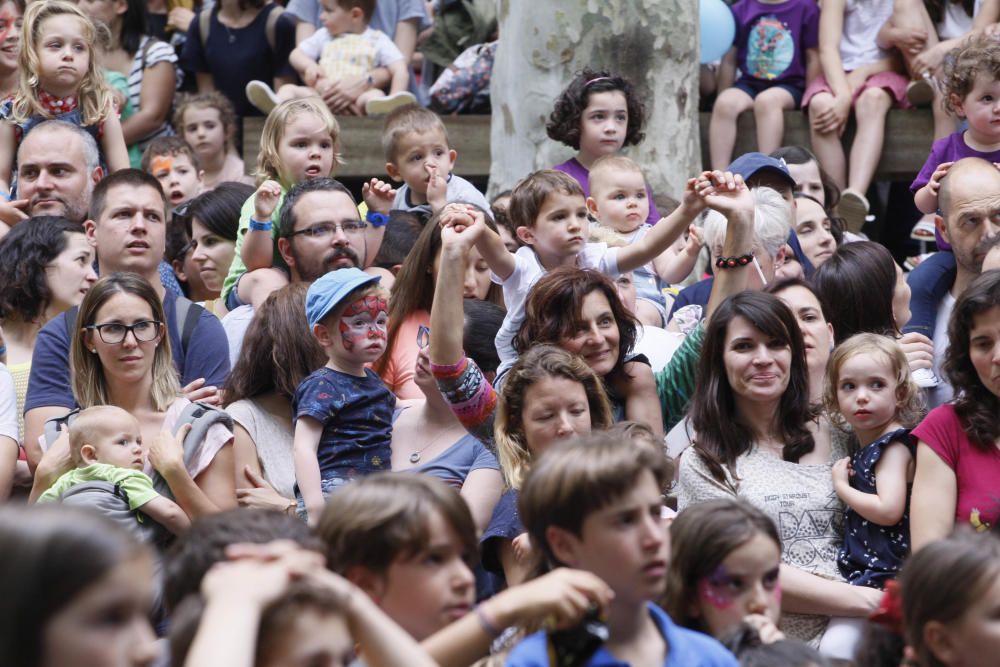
[148,424,190,476]
[0,197,29,225]
[512,532,533,563]
[812,93,850,135]
[696,170,753,219]
[831,456,852,489]
[927,161,954,196]
[683,223,704,257]
[743,614,784,644]
[426,164,448,214]
[304,64,323,88]
[361,177,396,214]
[894,26,929,55]
[440,204,483,251]
[253,180,283,222]
[898,332,934,372]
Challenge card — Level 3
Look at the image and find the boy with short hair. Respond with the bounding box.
[38,405,190,537]
[141,136,204,215]
[294,267,395,523]
[507,432,738,666]
[382,104,491,222]
[247,0,416,116]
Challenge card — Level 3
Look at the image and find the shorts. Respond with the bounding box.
[733,78,805,108]
[294,475,349,521]
[225,274,247,311]
[802,71,912,110]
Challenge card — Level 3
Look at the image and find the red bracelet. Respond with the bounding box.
[715,253,754,269]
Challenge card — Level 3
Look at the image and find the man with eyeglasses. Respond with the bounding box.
[221,177,379,363]
[23,170,231,468]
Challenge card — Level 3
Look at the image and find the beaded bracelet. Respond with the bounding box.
[715,253,754,269]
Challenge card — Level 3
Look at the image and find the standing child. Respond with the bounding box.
[506,431,738,666]
[173,92,253,189]
[665,499,785,645]
[294,268,395,523]
[546,69,661,226]
[587,155,703,326]
[709,0,820,169]
[819,333,923,659]
[804,0,909,233]
[221,97,393,310]
[0,1,128,201]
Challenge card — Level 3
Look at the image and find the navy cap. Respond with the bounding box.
[728,152,796,188]
[306,268,380,328]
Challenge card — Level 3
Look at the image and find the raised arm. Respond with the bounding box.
[702,172,754,323]
[616,186,705,273]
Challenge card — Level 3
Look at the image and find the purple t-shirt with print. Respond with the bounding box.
[553,157,661,226]
[911,131,1000,191]
[731,0,820,89]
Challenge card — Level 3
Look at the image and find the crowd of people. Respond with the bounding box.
[0,0,1000,666]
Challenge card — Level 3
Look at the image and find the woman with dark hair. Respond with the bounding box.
[677,291,881,647]
[910,270,1000,550]
[766,277,835,403]
[789,194,841,276]
[80,0,179,166]
[771,145,841,209]
[0,217,96,438]
[0,504,159,667]
[375,206,503,399]
[184,181,254,317]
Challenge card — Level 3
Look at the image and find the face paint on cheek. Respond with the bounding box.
[698,567,738,610]
[338,319,355,350]
[339,295,389,350]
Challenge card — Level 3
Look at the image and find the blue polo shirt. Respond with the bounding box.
[504,602,737,667]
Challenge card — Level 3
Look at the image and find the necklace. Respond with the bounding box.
[407,423,463,464]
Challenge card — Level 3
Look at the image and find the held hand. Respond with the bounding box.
[426,164,448,214]
[361,178,396,214]
[743,614,785,644]
[181,377,222,406]
[237,466,295,513]
[440,205,483,252]
[898,332,934,372]
[927,161,954,195]
[696,171,753,219]
[254,180,283,221]
[148,424,190,476]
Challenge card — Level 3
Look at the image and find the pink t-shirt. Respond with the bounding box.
[379,311,430,400]
[912,404,1000,531]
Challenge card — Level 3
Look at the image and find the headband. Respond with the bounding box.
[584,76,612,88]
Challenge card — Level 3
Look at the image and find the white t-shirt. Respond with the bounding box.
[221,304,255,368]
[840,0,894,71]
[929,290,956,408]
[493,244,620,375]
[0,364,18,443]
[937,0,982,39]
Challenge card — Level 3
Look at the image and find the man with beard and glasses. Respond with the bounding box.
[907,157,1000,407]
[221,178,372,363]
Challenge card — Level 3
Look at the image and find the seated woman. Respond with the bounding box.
[676,291,882,647]
[30,273,236,516]
[911,270,1000,548]
[788,194,840,277]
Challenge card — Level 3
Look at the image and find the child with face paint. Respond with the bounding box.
[665,499,785,645]
[294,268,395,524]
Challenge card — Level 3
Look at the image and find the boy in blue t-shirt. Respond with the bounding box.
[505,432,737,667]
[293,267,395,523]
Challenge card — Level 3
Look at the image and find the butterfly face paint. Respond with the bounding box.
[338,295,388,353]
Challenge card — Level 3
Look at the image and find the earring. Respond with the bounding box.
[90,348,97,353]
[28,74,37,88]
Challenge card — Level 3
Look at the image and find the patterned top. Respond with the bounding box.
[838,428,915,589]
[677,428,850,646]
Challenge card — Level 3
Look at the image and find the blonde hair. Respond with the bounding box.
[494,345,614,490]
[588,154,644,195]
[823,332,924,433]
[255,98,341,187]
[68,405,136,467]
[71,273,181,412]
[381,103,449,162]
[13,1,114,126]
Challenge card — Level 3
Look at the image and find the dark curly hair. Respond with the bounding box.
[943,269,1000,450]
[515,266,638,379]
[771,145,842,209]
[0,217,87,322]
[546,68,646,150]
[940,34,1000,115]
[688,291,816,484]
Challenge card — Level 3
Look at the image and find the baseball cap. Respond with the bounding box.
[728,152,796,189]
[306,268,380,328]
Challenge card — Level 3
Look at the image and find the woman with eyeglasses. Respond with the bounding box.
[29,273,236,517]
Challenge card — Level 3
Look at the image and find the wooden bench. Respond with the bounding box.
[243,110,936,183]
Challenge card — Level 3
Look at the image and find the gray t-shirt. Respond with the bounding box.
[391,174,491,221]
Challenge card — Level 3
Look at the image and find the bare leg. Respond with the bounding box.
[808,91,847,189]
[752,87,796,155]
[276,84,320,102]
[237,268,290,310]
[886,0,940,76]
[709,87,755,170]
[848,87,893,195]
[357,88,385,116]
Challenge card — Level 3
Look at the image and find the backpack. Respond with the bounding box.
[199,4,285,52]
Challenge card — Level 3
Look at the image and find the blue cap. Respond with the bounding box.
[727,152,796,188]
[306,268,380,328]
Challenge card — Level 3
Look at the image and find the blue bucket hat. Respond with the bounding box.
[306,268,380,328]
[728,152,796,189]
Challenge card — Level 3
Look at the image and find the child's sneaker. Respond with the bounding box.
[246,80,280,114]
[911,367,941,388]
[838,189,870,234]
[364,91,417,116]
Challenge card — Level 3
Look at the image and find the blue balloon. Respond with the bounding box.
[700,0,736,64]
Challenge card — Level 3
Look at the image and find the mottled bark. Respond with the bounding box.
[489,0,700,203]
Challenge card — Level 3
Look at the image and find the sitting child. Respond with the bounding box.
[246,0,415,116]
[506,431,737,666]
[587,155,702,326]
[383,104,491,223]
[173,92,254,189]
[38,405,189,538]
[294,268,395,522]
[141,136,204,216]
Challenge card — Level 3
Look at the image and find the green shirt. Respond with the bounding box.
[655,322,705,432]
[38,463,160,511]
[222,189,289,303]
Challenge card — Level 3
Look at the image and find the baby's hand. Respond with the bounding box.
[696,170,752,218]
[304,64,323,88]
[683,223,704,256]
[253,180,283,222]
[426,164,448,214]
[927,161,954,195]
[361,177,396,214]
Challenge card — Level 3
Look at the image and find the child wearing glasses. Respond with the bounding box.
[293,267,395,524]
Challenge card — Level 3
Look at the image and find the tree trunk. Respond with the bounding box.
[489,0,700,206]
